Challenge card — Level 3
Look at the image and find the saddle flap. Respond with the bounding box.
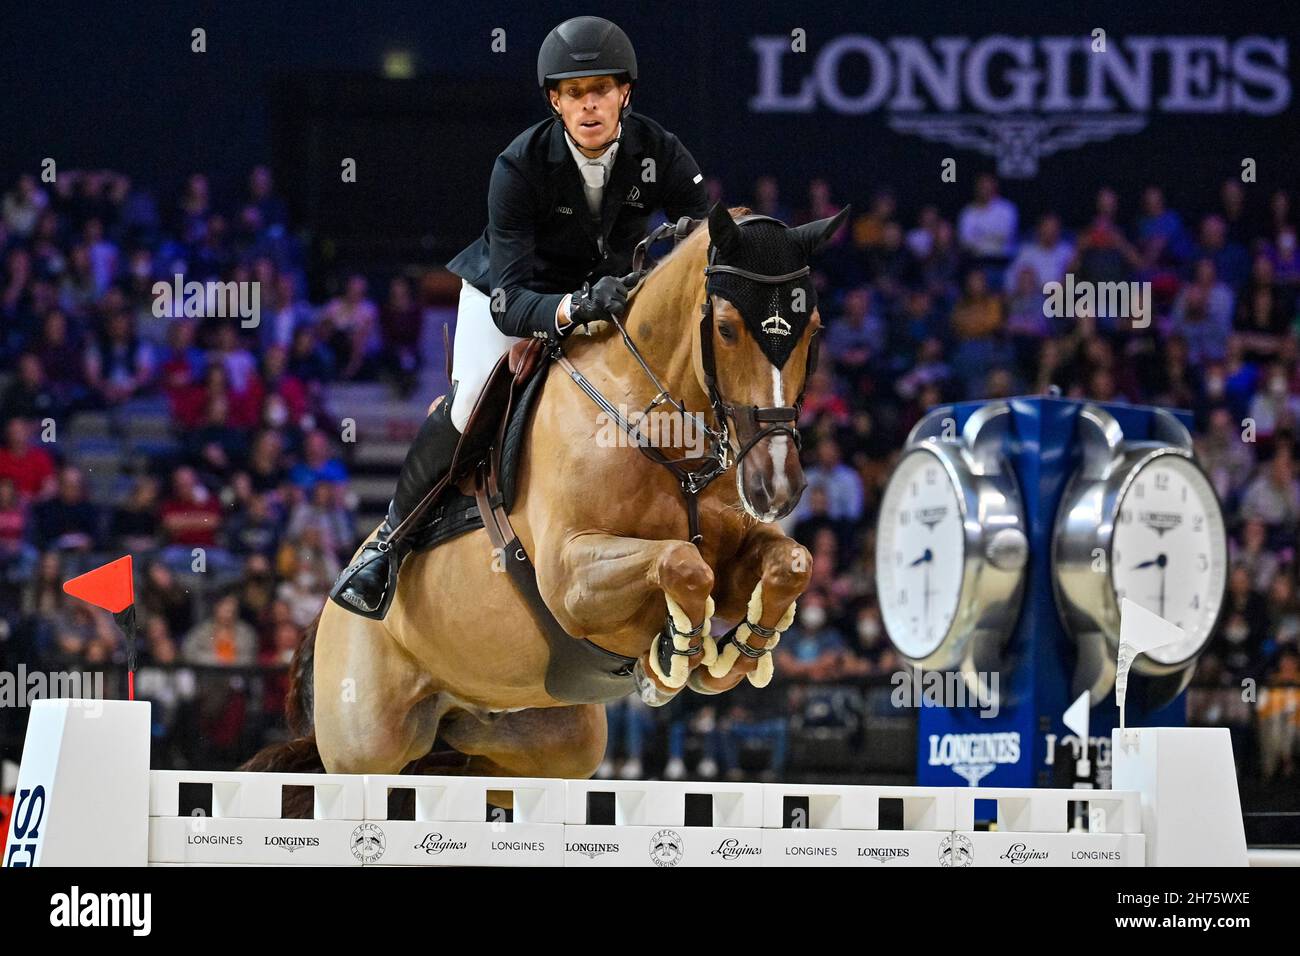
[424,340,552,533]
[508,338,546,378]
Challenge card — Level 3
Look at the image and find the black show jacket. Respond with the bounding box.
[446,111,709,340]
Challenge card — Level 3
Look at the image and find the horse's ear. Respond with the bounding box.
[707,202,741,258]
[789,204,852,258]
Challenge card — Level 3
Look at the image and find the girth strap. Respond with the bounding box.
[471,358,638,704]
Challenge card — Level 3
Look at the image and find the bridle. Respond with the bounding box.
[700,215,819,475]
[553,214,820,544]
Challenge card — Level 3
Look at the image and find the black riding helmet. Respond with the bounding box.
[538,16,637,121]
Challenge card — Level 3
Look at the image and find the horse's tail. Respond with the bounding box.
[238,613,323,774]
[237,735,325,775]
[285,613,319,738]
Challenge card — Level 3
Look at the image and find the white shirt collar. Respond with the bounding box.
[564,123,621,179]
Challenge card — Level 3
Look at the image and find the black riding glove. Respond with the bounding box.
[564,273,635,333]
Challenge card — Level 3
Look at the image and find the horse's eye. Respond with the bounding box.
[719,323,737,343]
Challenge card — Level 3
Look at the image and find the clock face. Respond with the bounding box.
[1110,454,1227,664]
[877,448,966,659]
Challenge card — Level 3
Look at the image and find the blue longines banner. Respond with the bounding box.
[748,34,1289,179]
[676,3,1300,223]
[12,3,1299,246]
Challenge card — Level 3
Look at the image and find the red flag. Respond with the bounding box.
[63,555,135,613]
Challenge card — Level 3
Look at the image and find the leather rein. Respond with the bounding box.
[552,214,818,545]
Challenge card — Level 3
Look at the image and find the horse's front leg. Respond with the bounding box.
[692,524,811,694]
[540,533,718,701]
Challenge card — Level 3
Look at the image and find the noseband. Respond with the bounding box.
[554,214,820,544]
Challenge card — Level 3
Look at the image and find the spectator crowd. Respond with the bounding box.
[0,166,429,765]
[1,165,1297,790]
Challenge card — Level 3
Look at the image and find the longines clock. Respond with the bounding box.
[1052,405,1227,704]
[876,402,1029,697]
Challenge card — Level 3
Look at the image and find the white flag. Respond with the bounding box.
[1063,690,1090,742]
[1116,598,1185,726]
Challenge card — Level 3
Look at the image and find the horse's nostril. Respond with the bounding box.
[745,469,775,513]
[790,472,807,502]
[775,477,807,519]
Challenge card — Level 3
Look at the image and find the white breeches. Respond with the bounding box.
[449,279,524,432]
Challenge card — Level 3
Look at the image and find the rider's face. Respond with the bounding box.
[549,75,629,153]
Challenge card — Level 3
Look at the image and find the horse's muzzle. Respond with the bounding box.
[737,432,806,521]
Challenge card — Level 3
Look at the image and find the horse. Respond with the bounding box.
[246,203,847,783]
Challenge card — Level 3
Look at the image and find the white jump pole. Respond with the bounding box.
[0,697,1263,867]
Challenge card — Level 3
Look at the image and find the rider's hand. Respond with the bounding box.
[562,273,636,333]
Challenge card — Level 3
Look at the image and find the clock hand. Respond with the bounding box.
[909,549,933,567]
[1156,553,1167,618]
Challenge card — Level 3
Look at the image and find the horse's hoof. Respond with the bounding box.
[633,657,681,707]
[686,668,725,695]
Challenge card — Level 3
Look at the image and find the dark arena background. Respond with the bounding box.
[2,0,1300,886]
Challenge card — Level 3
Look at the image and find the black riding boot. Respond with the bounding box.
[329,400,461,619]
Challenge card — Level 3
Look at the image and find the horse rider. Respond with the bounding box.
[331,15,711,619]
